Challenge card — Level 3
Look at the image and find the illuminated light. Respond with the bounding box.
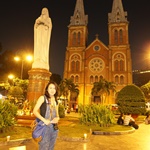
[8,74,15,79]
[14,55,33,79]
[83,143,87,150]
[26,55,33,61]
[84,133,87,139]
[6,136,10,142]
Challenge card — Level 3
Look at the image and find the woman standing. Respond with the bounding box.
[33,81,59,150]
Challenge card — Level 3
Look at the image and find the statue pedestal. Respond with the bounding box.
[27,68,51,103]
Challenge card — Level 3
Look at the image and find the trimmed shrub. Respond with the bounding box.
[116,84,146,115]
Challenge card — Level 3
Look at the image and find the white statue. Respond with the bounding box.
[32,7,52,70]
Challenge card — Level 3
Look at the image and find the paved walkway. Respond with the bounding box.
[0,123,150,150]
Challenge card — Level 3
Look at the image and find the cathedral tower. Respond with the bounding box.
[108,0,132,91]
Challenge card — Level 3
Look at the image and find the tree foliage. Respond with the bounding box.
[59,78,79,101]
[141,81,150,102]
[0,100,18,132]
[91,78,116,104]
[116,84,146,115]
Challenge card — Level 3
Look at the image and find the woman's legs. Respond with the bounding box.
[39,124,58,150]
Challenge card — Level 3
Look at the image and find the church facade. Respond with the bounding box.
[63,0,132,106]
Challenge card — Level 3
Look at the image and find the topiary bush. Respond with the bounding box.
[0,100,18,133]
[116,84,146,115]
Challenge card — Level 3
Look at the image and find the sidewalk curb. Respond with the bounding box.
[0,138,32,146]
[0,127,136,146]
[92,127,135,135]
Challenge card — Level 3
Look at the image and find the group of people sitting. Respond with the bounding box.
[117,113,150,129]
[117,113,139,129]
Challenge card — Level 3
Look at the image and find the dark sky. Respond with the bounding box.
[0,0,150,77]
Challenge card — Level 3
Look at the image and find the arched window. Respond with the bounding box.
[115,60,119,71]
[120,60,124,71]
[119,29,123,44]
[115,76,119,84]
[99,76,103,80]
[120,76,124,84]
[76,61,79,71]
[77,32,80,45]
[95,76,98,82]
[114,53,125,72]
[72,32,76,46]
[70,54,81,72]
[90,76,93,83]
[71,61,75,72]
[114,30,118,44]
[71,76,74,82]
[75,76,78,83]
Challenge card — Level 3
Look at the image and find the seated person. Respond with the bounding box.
[117,113,124,125]
[124,113,139,129]
[145,114,150,124]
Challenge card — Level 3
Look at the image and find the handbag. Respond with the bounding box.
[31,119,46,142]
[53,123,59,130]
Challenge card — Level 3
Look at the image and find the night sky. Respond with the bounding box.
[0,0,150,77]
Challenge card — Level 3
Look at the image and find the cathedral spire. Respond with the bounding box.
[108,0,127,23]
[69,0,88,26]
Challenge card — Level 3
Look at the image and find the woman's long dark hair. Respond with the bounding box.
[44,81,59,104]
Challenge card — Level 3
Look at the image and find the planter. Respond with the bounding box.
[16,115,36,127]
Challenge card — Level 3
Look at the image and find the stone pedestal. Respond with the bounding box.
[27,68,51,102]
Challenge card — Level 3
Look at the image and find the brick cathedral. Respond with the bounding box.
[63,0,132,106]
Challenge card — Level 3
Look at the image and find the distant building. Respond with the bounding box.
[63,0,132,106]
[133,70,150,87]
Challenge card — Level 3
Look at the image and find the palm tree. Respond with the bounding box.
[59,78,79,108]
[59,78,73,100]
[70,84,79,101]
[91,78,116,104]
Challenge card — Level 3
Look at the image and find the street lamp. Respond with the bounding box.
[8,74,15,85]
[14,55,33,79]
[8,74,15,80]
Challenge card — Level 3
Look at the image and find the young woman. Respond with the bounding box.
[33,81,60,150]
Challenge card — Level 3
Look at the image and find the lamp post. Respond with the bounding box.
[14,55,33,79]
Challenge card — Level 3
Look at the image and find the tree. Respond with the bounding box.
[59,78,73,99]
[59,78,79,107]
[116,84,146,115]
[13,78,29,98]
[91,78,116,104]
[141,81,150,102]
[70,83,79,102]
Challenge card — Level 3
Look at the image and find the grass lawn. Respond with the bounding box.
[0,126,31,142]
[0,113,145,142]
